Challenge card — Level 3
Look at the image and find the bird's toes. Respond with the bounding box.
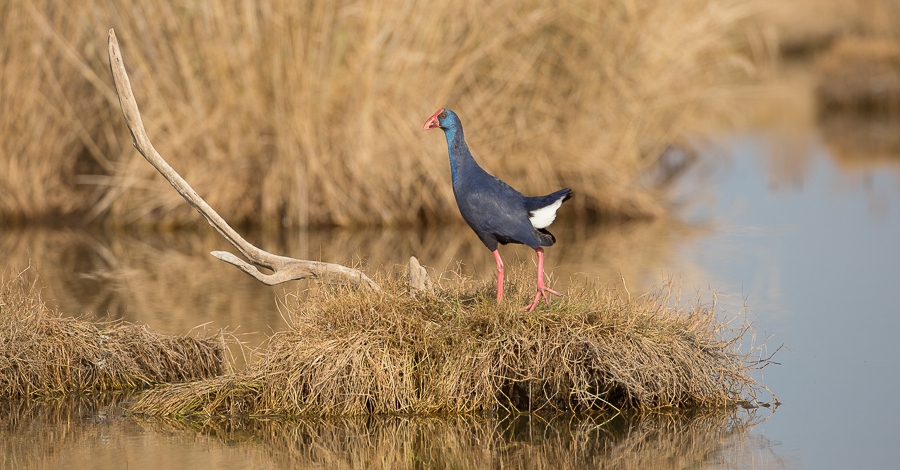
[521,286,564,311]
[541,286,563,297]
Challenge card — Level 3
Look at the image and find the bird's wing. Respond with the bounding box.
[524,188,572,229]
[523,188,572,212]
[458,187,543,247]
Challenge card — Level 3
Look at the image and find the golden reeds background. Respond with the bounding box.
[0,0,751,228]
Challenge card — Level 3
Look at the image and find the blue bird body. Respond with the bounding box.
[423,108,572,311]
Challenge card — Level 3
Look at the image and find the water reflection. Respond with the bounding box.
[0,395,782,469]
[756,114,900,200]
[819,114,900,167]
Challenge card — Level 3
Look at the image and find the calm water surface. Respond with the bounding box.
[684,131,900,469]
[2,126,899,468]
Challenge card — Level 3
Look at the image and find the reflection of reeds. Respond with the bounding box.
[819,113,900,166]
[0,394,131,469]
[0,219,702,351]
[0,394,779,469]
[0,394,255,469]
[1,1,749,227]
[0,272,225,398]
[141,410,774,469]
[130,270,768,416]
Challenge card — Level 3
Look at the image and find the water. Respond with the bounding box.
[2,125,899,468]
[683,131,900,469]
[0,399,761,469]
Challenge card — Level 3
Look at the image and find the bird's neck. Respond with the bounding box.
[444,126,480,185]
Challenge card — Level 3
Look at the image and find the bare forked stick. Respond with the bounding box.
[106,29,379,290]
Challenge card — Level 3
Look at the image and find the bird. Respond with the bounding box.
[423,108,572,312]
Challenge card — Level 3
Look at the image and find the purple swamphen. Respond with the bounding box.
[423,108,572,311]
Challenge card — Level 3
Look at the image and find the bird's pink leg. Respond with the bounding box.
[493,250,504,303]
[522,247,562,312]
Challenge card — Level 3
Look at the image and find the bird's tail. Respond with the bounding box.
[536,228,556,246]
[526,188,573,230]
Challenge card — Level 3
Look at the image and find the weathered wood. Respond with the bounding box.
[106,29,378,290]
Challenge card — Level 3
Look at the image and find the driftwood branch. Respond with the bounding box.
[106,29,379,290]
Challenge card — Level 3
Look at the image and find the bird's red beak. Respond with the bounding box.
[422,108,444,131]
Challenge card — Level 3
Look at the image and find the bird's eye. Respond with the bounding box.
[440,112,447,119]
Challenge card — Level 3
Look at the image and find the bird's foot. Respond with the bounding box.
[521,286,563,312]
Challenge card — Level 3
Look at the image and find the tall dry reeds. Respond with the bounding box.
[760,1,900,126]
[1,1,752,228]
[131,268,771,417]
[0,270,226,397]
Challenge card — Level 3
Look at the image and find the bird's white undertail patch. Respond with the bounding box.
[529,198,564,229]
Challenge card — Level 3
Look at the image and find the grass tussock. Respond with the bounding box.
[131,267,770,417]
[1,1,752,227]
[0,270,226,398]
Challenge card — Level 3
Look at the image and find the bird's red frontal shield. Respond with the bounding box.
[422,108,445,130]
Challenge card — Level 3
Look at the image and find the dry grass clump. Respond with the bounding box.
[1,0,752,227]
[131,268,770,417]
[0,271,226,398]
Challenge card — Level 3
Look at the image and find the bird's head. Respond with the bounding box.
[422,108,458,131]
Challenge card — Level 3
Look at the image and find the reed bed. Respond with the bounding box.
[817,37,900,113]
[766,0,900,56]
[760,0,900,113]
[131,268,770,417]
[1,0,752,227]
[0,271,226,398]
